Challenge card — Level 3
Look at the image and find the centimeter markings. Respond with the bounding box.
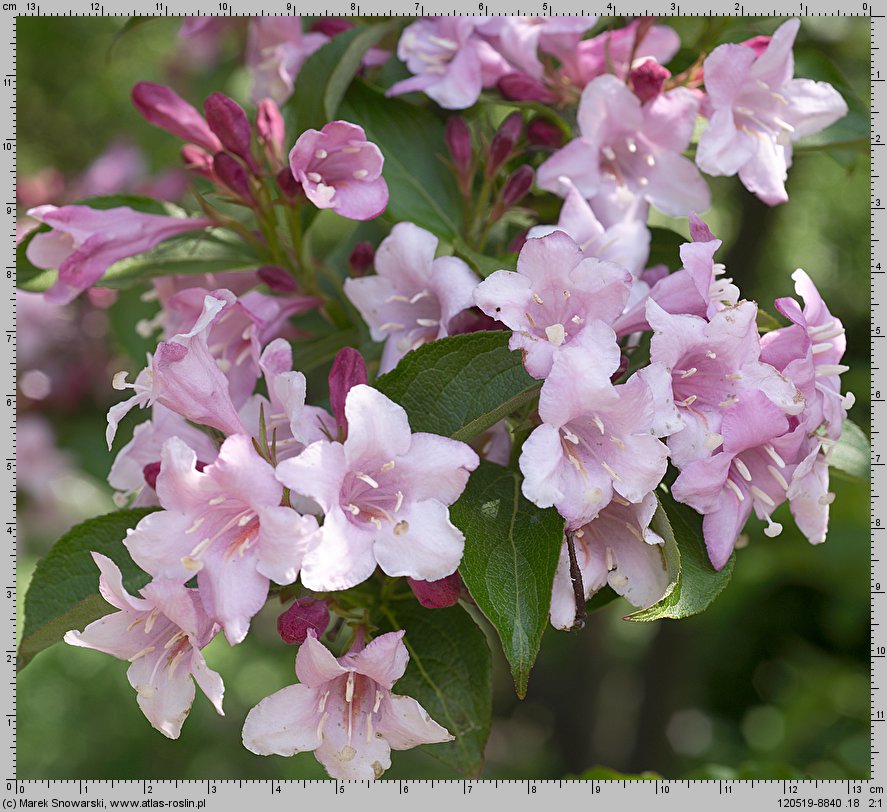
[1,2,881,808]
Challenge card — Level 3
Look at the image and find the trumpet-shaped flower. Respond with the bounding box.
[289,121,389,221]
[550,493,670,629]
[697,19,847,205]
[537,75,709,217]
[519,327,671,528]
[474,231,632,379]
[243,631,452,779]
[64,553,224,739]
[26,204,213,305]
[125,434,319,644]
[276,385,479,591]
[344,223,479,373]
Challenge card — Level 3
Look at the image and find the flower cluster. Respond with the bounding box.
[17,14,854,779]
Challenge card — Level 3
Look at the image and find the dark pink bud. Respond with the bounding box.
[348,241,375,277]
[277,598,330,645]
[509,228,529,254]
[258,265,299,292]
[448,307,504,335]
[213,152,256,206]
[311,17,353,36]
[445,116,473,177]
[488,112,523,176]
[132,82,222,153]
[181,144,215,180]
[610,355,630,385]
[276,166,302,200]
[630,59,671,103]
[142,461,161,490]
[204,92,259,174]
[499,165,534,209]
[689,212,715,242]
[256,98,286,167]
[407,572,462,609]
[741,35,772,58]
[329,347,367,435]
[527,118,564,150]
[497,73,556,103]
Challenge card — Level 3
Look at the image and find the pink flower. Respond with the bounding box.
[106,294,247,448]
[473,231,632,379]
[246,16,329,104]
[647,299,803,469]
[64,553,224,739]
[527,176,650,278]
[25,204,214,305]
[131,82,222,153]
[387,17,510,110]
[697,19,847,205]
[344,223,478,373]
[289,121,389,221]
[672,393,808,568]
[537,74,709,217]
[276,385,479,591]
[242,630,452,778]
[519,327,671,529]
[108,404,219,507]
[550,493,669,629]
[125,434,319,644]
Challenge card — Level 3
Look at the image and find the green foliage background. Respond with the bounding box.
[16,16,871,779]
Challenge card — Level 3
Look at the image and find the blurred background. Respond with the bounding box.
[16,16,871,779]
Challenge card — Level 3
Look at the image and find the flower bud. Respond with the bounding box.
[499,165,534,210]
[275,166,302,200]
[132,82,222,153]
[348,241,375,277]
[257,265,299,292]
[445,116,473,179]
[311,17,352,36]
[689,212,715,243]
[277,598,330,645]
[181,144,215,180]
[212,152,256,206]
[407,572,462,609]
[497,73,556,103]
[487,112,523,177]
[610,354,630,385]
[204,92,259,174]
[630,58,671,103]
[526,118,564,150]
[740,34,772,58]
[256,98,285,168]
[143,458,206,490]
[329,347,367,436]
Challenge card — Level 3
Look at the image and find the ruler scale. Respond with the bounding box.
[4,3,880,808]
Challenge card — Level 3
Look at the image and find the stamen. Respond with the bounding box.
[416,318,439,328]
[128,645,156,662]
[393,520,409,536]
[409,290,431,304]
[563,429,580,444]
[571,315,584,325]
[167,649,186,680]
[525,312,536,327]
[749,485,776,508]
[593,416,605,434]
[394,491,404,512]
[352,169,369,180]
[706,351,717,359]
[306,171,323,183]
[679,367,698,378]
[811,342,833,355]
[532,293,544,305]
[357,473,379,489]
[645,154,656,167]
[346,503,361,515]
[345,672,355,703]
[815,364,849,378]
[768,465,789,490]
[370,517,382,529]
[601,461,622,482]
[611,494,630,506]
[733,459,753,481]
[378,322,406,332]
[209,496,226,506]
[143,607,159,635]
[764,444,786,468]
[381,461,396,472]
[126,616,145,632]
[318,690,329,713]
[315,149,328,160]
[237,513,254,527]
[679,395,698,407]
[563,289,571,299]
[610,435,625,449]
[625,137,637,153]
[725,479,745,501]
[725,373,743,380]
[373,690,383,713]
[316,711,328,742]
[602,146,616,161]
[185,516,205,535]
[164,631,187,650]
[112,371,130,390]
[718,396,738,408]
[764,517,783,538]
[545,323,566,346]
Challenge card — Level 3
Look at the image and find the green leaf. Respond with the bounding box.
[340,81,462,238]
[107,17,158,61]
[568,766,662,780]
[289,23,395,135]
[647,226,687,271]
[453,237,512,278]
[829,419,870,482]
[19,509,156,670]
[450,461,565,698]
[374,331,541,442]
[382,601,491,777]
[627,490,734,622]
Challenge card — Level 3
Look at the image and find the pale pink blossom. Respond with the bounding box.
[26,204,213,305]
[387,17,510,109]
[473,231,631,379]
[519,327,671,529]
[125,434,319,644]
[246,16,329,104]
[550,493,669,629]
[289,121,389,221]
[344,223,478,373]
[64,553,224,739]
[243,630,452,779]
[647,298,803,469]
[537,74,709,217]
[276,385,479,591]
[697,19,847,205]
[108,404,219,507]
[107,294,247,447]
